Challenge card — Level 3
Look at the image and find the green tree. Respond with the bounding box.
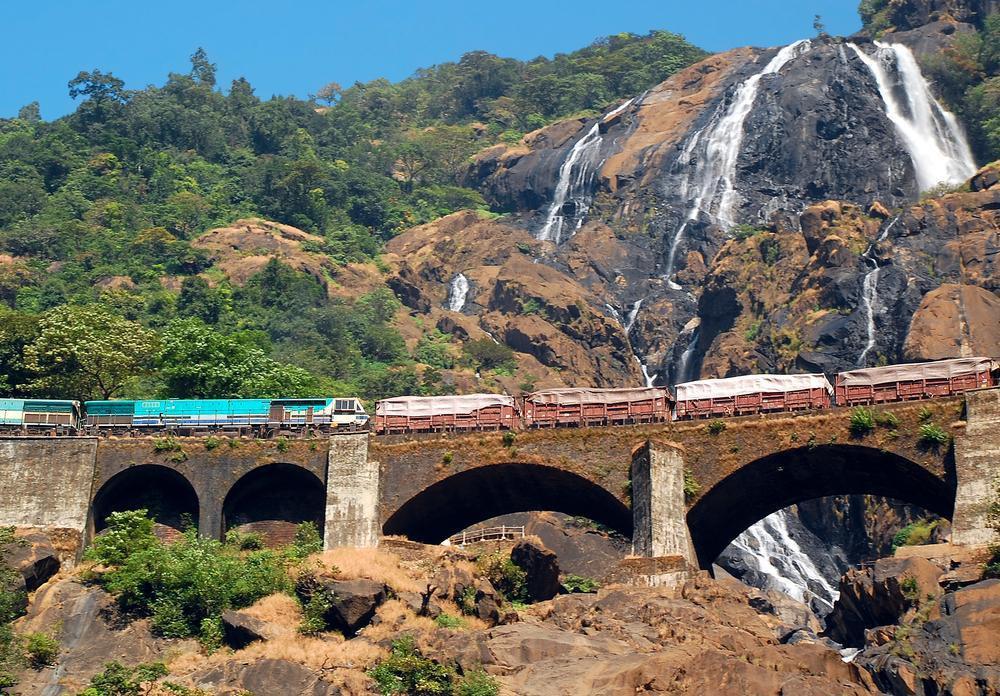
[24,305,158,399]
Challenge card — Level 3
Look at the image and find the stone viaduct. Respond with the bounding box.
[1,388,997,582]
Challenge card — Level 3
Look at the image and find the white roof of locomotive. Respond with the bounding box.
[837,357,996,386]
[375,393,514,417]
[675,373,833,401]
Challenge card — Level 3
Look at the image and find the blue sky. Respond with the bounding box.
[1,1,861,119]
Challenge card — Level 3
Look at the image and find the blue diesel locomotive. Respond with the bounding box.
[83,397,368,434]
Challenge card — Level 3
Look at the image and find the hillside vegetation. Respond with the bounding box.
[0,33,706,402]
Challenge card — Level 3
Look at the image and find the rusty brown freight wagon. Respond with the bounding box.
[522,387,672,428]
[674,374,833,420]
[835,357,997,406]
[374,394,517,434]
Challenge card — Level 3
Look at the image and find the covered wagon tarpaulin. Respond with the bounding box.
[526,387,669,405]
[838,357,997,386]
[675,374,833,401]
[376,394,515,417]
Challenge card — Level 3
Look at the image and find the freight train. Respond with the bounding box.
[375,357,997,434]
[0,357,994,436]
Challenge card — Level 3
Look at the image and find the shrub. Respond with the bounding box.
[561,575,600,593]
[706,420,726,435]
[476,552,528,604]
[224,529,264,551]
[892,519,938,550]
[849,407,876,436]
[203,436,221,451]
[683,469,701,501]
[152,437,181,452]
[502,431,515,447]
[298,585,332,635]
[24,632,58,668]
[89,512,290,646]
[78,661,169,696]
[368,635,454,695]
[458,586,477,616]
[876,411,899,429]
[455,670,500,696]
[442,451,453,465]
[86,510,158,567]
[900,576,920,602]
[918,406,934,423]
[463,338,516,371]
[287,522,323,560]
[919,422,950,447]
[274,436,289,453]
[434,613,465,628]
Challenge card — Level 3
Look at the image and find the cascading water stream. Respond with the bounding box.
[729,508,840,611]
[538,99,633,243]
[675,327,700,384]
[446,273,469,312]
[856,216,900,366]
[662,40,813,289]
[847,42,977,190]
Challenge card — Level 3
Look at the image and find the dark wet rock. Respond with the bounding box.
[511,539,561,602]
[295,575,387,636]
[221,609,273,649]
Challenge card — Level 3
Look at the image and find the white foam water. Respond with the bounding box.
[446,273,469,312]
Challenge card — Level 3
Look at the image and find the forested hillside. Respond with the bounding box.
[0,32,706,402]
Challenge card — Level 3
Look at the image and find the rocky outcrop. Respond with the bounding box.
[295,575,388,636]
[3,532,60,592]
[825,557,944,646]
[510,539,561,602]
[191,658,342,696]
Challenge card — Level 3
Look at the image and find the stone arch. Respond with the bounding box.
[687,444,955,567]
[222,463,325,546]
[383,462,632,544]
[93,465,199,536]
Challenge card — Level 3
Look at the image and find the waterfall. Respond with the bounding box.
[446,273,469,312]
[637,358,656,388]
[624,300,643,333]
[848,41,977,191]
[675,327,701,384]
[856,216,900,366]
[728,509,840,611]
[662,40,813,288]
[538,99,633,243]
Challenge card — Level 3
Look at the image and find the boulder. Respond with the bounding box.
[323,579,387,636]
[474,579,502,625]
[510,539,561,602]
[295,575,387,636]
[221,609,273,649]
[192,657,342,695]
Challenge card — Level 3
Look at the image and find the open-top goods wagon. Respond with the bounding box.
[836,357,997,406]
[374,394,517,434]
[674,374,833,419]
[523,387,671,428]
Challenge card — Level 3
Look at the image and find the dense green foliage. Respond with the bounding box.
[0,527,26,688]
[86,510,290,646]
[475,551,528,604]
[891,518,939,550]
[77,661,169,696]
[859,2,999,163]
[0,33,705,402]
[368,635,500,696]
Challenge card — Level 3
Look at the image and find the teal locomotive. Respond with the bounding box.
[83,397,368,435]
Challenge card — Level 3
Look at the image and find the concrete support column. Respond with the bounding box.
[952,387,1000,546]
[630,440,697,584]
[324,433,379,549]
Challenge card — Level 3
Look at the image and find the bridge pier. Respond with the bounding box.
[630,440,698,586]
[324,433,379,549]
[952,388,1000,546]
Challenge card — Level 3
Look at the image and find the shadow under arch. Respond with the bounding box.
[687,444,956,568]
[383,462,633,544]
[222,463,325,545]
[93,465,199,534]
